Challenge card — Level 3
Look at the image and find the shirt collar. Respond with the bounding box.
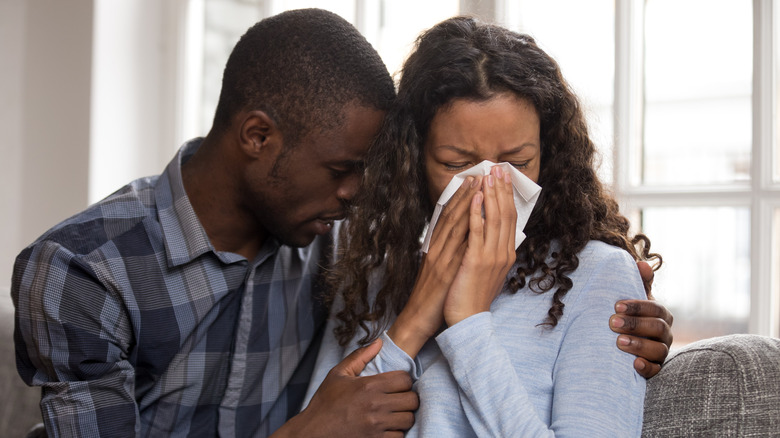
[155,138,222,267]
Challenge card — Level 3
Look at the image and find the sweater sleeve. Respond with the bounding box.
[436,247,646,437]
[300,320,421,410]
[360,331,422,379]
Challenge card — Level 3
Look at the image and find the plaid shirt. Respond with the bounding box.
[12,139,329,437]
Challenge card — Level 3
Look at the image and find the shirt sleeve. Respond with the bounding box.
[435,248,646,437]
[12,241,139,437]
[359,331,422,379]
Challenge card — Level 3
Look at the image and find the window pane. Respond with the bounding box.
[201,0,265,133]
[270,0,355,18]
[774,208,780,311]
[368,0,459,76]
[513,0,615,183]
[641,207,750,347]
[776,3,780,184]
[643,0,752,186]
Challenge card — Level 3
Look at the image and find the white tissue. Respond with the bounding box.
[421,160,541,253]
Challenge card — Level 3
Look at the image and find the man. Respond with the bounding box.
[12,8,671,437]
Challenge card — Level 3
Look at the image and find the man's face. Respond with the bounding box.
[246,104,385,247]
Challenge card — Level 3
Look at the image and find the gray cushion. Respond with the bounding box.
[0,295,43,437]
[643,334,780,437]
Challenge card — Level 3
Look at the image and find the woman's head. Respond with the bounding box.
[396,16,590,210]
[424,93,541,206]
[330,16,658,345]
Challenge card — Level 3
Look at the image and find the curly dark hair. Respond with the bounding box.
[211,8,395,145]
[329,16,661,346]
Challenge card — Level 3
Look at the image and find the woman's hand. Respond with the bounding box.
[388,176,482,358]
[444,166,517,327]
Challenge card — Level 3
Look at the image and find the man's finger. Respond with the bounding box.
[615,299,674,326]
[636,261,654,294]
[616,334,669,364]
[387,412,416,431]
[610,314,673,346]
[382,390,420,412]
[633,357,663,379]
[362,371,415,395]
[336,339,383,377]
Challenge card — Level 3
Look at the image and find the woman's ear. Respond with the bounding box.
[238,110,282,158]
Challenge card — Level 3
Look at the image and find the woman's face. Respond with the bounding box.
[424,93,541,205]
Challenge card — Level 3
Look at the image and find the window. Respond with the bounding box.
[607,0,779,344]
[186,0,780,345]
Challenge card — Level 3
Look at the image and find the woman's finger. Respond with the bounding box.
[494,167,517,261]
[467,191,485,254]
[429,176,480,258]
[481,171,501,251]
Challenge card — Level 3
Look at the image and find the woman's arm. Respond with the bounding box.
[387,175,483,358]
[436,246,646,437]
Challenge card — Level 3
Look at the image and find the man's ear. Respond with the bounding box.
[238,110,282,158]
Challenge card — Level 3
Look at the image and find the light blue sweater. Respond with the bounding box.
[302,241,646,436]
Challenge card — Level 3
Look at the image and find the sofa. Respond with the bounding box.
[0,295,42,438]
[2,301,779,437]
[643,333,780,436]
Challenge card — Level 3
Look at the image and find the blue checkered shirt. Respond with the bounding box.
[12,139,329,437]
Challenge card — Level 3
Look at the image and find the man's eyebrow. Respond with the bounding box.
[331,159,365,170]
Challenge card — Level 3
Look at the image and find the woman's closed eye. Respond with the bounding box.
[510,160,531,170]
[444,162,473,171]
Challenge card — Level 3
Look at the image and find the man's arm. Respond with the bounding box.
[273,339,419,438]
[610,261,674,379]
[12,242,138,437]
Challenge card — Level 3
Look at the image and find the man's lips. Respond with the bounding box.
[317,213,346,223]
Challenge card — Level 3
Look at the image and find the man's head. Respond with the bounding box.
[212,8,395,145]
[207,9,395,249]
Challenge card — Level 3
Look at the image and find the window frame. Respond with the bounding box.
[611,0,780,337]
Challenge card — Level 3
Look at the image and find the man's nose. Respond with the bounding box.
[336,172,362,202]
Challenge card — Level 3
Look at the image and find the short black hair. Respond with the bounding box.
[212,8,395,144]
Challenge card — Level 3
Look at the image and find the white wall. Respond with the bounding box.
[90,0,189,202]
[0,0,26,300]
[0,0,94,305]
[0,0,186,304]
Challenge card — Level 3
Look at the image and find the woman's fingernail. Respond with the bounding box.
[472,176,480,188]
[618,335,631,346]
[487,175,494,187]
[494,166,503,178]
[611,316,625,328]
[615,303,627,313]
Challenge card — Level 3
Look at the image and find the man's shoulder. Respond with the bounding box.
[28,176,162,259]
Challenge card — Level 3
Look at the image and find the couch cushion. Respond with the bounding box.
[643,334,780,437]
[0,294,43,437]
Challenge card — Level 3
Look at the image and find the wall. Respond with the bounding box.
[0,0,93,305]
[0,1,94,433]
[0,0,187,304]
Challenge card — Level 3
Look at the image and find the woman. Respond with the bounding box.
[304,16,660,436]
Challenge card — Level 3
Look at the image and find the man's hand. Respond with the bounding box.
[276,339,419,437]
[610,261,674,378]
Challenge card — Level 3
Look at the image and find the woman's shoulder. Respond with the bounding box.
[569,240,645,301]
[578,240,637,270]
